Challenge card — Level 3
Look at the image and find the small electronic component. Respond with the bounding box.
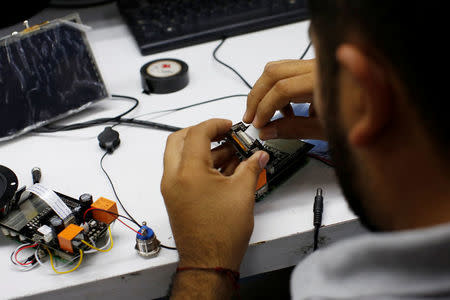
[135,222,161,258]
[224,122,314,200]
[37,225,53,243]
[49,215,65,234]
[58,224,84,253]
[79,193,94,212]
[31,167,41,184]
[97,127,121,154]
[91,197,118,224]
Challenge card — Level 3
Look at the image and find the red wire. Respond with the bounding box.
[83,207,142,236]
[83,207,97,221]
[15,243,38,266]
[116,218,142,235]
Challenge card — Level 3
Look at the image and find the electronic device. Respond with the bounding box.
[224,122,313,201]
[0,15,108,142]
[0,165,117,262]
[135,222,161,258]
[98,127,121,153]
[117,0,310,55]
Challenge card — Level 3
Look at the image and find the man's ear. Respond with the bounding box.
[336,44,394,146]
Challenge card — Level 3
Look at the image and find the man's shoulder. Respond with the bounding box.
[291,223,450,300]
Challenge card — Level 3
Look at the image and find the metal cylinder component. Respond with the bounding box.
[135,224,160,258]
[73,205,83,224]
[31,167,41,184]
[49,215,64,233]
[79,193,93,210]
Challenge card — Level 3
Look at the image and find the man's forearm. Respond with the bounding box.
[170,269,235,300]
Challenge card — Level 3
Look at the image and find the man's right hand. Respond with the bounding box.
[243,59,326,141]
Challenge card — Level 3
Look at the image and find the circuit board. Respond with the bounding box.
[0,167,116,261]
[225,122,314,201]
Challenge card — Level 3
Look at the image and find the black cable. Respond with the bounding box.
[163,94,248,113]
[34,94,139,133]
[99,156,177,250]
[33,39,311,135]
[118,93,250,130]
[213,38,253,89]
[161,244,177,250]
[115,118,182,132]
[300,41,312,60]
[313,226,320,251]
[212,38,312,91]
[313,188,324,251]
[84,207,141,227]
[34,93,247,133]
[100,152,140,226]
[99,153,177,250]
[133,94,248,120]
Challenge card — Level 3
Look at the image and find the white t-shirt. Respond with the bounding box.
[291,223,450,299]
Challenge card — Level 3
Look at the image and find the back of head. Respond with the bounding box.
[308,0,449,156]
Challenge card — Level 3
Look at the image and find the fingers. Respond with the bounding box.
[280,104,295,119]
[181,118,233,166]
[163,128,189,179]
[220,156,240,176]
[252,73,314,128]
[244,59,315,124]
[211,143,236,169]
[233,151,270,192]
[309,103,317,117]
[258,116,326,140]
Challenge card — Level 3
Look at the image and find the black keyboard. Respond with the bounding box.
[117,0,309,55]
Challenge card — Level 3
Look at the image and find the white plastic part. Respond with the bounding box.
[1,227,9,236]
[38,225,54,243]
[27,184,72,221]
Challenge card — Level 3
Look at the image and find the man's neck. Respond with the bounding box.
[361,124,450,231]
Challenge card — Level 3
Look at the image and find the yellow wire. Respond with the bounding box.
[81,225,113,252]
[46,247,83,274]
[44,226,112,274]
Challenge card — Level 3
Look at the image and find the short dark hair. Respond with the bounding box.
[308,0,449,153]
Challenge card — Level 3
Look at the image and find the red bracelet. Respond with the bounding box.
[176,266,240,290]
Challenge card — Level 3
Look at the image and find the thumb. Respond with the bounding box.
[233,151,270,190]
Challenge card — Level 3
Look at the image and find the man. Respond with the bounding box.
[160,1,450,299]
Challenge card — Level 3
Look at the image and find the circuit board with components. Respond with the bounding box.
[0,165,116,261]
[224,122,314,200]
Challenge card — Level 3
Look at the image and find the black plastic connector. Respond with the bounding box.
[98,127,120,153]
[313,188,324,251]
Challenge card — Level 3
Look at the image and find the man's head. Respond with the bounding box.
[308,0,450,231]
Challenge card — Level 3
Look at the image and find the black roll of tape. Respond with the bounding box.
[141,58,189,94]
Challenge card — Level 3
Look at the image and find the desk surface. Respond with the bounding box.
[0,3,360,299]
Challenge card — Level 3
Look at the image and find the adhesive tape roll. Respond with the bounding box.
[140,58,189,94]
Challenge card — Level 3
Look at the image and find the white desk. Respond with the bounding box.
[0,4,364,299]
